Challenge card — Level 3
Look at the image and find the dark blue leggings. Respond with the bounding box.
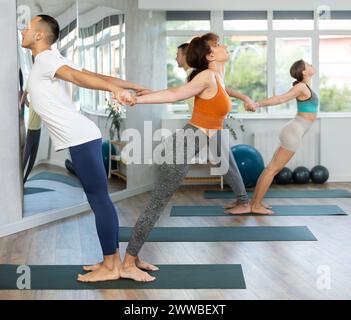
[69,138,119,256]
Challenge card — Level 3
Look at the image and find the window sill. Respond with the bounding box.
[81,106,127,119]
[165,112,351,120]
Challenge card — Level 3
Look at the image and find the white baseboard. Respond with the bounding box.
[0,184,153,238]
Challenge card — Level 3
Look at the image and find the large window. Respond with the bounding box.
[273,11,314,30]
[166,11,210,31]
[57,19,79,109]
[275,37,312,112]
[224,11,267,31]
[224,35,267,113]
[79,14,125,113]
[166,10,351,116]
[319,35,351,112]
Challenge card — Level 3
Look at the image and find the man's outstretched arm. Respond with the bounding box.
[55,65,133,102]
[82,69,151,95]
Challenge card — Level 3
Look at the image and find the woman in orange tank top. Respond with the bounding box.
[117,33,256,282]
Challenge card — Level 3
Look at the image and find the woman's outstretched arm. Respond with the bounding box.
[256,83,306,108]
[226,87,256,111]
[133,72,209,105]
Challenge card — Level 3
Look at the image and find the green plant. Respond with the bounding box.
[105,99,124,140]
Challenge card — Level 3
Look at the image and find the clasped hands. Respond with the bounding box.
[243,98,259,112]
[111,86,150,108]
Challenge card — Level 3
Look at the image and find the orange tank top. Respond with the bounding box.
[190,77,232,130]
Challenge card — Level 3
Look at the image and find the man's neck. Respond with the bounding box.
[31,45,52,58]
[183,64,190,72]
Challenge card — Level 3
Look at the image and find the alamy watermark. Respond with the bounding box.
[119,122,230,176]
[316,265,331,290]
[16,265,31,290]
[17,5,31,30]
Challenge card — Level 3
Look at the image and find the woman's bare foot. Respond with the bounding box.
[251,203,274,215]
[136,257,159,272]
[77,264,120,283]
[224,200,272,210]
[121,264,156,282]
[224,202,251,215]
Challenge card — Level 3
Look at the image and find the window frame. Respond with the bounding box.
[166,10,351,118]
[77,14,126,115]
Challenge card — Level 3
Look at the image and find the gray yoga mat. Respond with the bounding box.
[28,171,82,188]
[170,205,347,217]
[204,189,351,199]
[119,226,317,242]
[0,264,246,290]
[23,187,54,195]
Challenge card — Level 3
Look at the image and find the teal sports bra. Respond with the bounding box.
[296,84,319,113]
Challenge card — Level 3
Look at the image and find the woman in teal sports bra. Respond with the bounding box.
[226,59,318,215]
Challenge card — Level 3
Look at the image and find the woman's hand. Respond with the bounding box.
[244,98,257,112]
[112,88,135,106]
[135,87,154,96]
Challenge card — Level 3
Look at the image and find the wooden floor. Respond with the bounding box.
[1,182,351,300]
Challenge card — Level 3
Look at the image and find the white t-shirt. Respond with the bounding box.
[27,49,102,151]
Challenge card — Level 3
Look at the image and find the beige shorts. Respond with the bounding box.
[279,116,314,152]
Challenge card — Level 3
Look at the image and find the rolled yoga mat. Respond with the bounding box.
[0,264,246,290]
[204,189,351,199]
[170,205,347,217]
[119,226,317,242]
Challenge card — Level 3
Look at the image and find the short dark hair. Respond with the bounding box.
[177,43,189,53]
[37,14,60,45]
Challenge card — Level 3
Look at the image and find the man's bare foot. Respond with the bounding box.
[120,265,156,282]
[83,262,102,272]
[77,264,120,283]
[224,202,251,215]
[136,257,159,272]
[251,204,274,215]
[224,200,272,210]
[83,253,122,272]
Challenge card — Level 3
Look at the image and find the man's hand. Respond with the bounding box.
[112,88,135,106]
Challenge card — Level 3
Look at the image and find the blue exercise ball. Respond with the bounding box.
[231,144,265,188]
[102,140,117,175]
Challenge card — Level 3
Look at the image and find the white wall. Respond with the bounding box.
[320,118,351,181]
[0,0,23,225]
[163,116,351,182]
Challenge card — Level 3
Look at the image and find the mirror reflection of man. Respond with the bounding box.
[20,56,42,184]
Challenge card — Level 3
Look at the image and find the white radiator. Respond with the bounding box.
[253,129,319,170]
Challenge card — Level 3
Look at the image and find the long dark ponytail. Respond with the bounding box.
[290,59,306,86]
[186,33,219,82]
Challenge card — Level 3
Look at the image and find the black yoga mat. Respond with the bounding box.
[170,205,347,217]
[204,189,351,199]
[119,226,317,242]
[0,264,246,290]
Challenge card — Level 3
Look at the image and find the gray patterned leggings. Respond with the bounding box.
[126,123,248,256]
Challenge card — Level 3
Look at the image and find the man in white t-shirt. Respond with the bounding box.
[21,15,152,283]
[176,43,194,114]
